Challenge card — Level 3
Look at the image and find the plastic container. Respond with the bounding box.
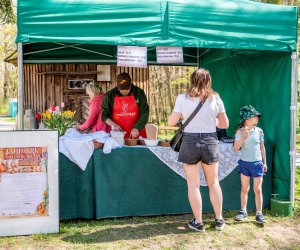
[23,109,37,130]
[270,198,293,216]
[110,131,126,146]
[144,139,159,147]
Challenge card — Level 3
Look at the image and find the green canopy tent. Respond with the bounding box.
[16,0,298,203]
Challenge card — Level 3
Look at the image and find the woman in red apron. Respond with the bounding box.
[102,73,149,139]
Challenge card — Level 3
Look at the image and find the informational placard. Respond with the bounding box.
[0,131,59,236]
[117,46,147,68]
[156,46,184,64]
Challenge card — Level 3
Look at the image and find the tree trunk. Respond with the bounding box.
[163,66,174,111]
[3,63,9,101]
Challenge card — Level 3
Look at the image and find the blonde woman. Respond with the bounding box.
[75,82,109,133]
[168,68,229,232]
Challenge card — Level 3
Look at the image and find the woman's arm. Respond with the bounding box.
[216,112,229,129]
[168,112,181,126]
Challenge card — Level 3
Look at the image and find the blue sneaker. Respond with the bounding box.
[255,213,266,224]
[188,218,205,232]
[235,211,248,221]
[215,218,225,231]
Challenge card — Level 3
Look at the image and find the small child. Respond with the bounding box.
[233,105,267,223]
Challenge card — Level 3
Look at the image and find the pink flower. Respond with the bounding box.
[50,106,56,112]
[61,102,65,108]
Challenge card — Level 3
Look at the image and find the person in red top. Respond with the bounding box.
[75,82,109,133]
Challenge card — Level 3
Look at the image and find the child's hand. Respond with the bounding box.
[242,126,249,139]
[263,164,267,173]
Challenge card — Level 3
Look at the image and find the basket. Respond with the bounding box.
[125,138,138,146]
[158,140,170,147]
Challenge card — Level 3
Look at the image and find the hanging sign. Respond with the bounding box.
[117,46,147,68]
[156,46,184,64]
[0,131,59,236]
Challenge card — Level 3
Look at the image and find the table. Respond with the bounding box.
[59,144,273,220]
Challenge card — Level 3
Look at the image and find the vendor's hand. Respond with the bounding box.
[111,123,122,131]
[263,164,268,173]
[130,128,139,139]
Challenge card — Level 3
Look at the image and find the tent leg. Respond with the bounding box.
[17,42,24,130]
[290,52,298,206]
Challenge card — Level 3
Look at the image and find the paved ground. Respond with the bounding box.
[0,116,16,131]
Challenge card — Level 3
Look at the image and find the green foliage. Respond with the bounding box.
[295,168,300,198]
[0,0,15,24]
[0,101,9,115]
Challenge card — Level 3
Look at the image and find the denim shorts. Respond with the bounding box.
[238,159,264,177]
[178,132,219,165]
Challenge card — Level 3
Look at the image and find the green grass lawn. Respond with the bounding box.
[0,208,299,249]
[0,117,16,123]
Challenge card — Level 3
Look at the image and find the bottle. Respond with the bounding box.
[24,109,37,130]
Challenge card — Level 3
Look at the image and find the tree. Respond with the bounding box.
[0,23,17,103]
[0,0,15,24]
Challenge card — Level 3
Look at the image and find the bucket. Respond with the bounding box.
[110,131,126,146]
[270,198,293,216]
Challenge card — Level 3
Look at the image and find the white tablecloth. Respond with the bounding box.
[149,142,240,186]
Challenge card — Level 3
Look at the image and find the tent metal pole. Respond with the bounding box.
[17,42,24,130]
[290,51,298,206]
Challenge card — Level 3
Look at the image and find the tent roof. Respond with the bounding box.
[17,0,298,52]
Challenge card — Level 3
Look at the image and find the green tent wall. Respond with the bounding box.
[16,0,298,199]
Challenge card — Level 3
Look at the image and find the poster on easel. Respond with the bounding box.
[0,131,59,236]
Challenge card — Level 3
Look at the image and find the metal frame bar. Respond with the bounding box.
[290,51,298,207]
[17,43,24,130]
[24,43,84,56]
[23,59,197,66]
[54,43,114,58]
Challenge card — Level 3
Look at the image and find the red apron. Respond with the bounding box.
[112,94,147,139]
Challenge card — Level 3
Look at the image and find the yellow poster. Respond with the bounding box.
[0,146,49,217]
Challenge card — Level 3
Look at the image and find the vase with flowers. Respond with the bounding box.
[41,105,75,136]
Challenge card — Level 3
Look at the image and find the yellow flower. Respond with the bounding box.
[42,111,52,120]
[62,110,75,118]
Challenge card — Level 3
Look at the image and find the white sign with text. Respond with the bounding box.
[156,46,184,64]
[117,46,147,68]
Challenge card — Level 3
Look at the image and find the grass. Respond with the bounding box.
[0,117,16,123]
[0,208,299,249]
